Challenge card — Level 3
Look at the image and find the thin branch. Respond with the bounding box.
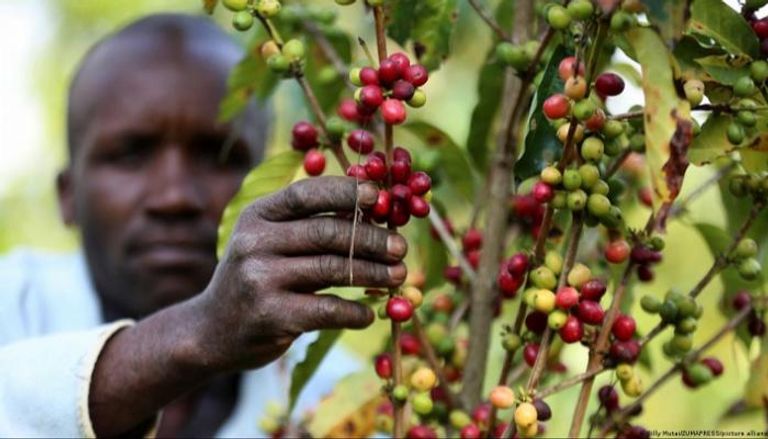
[537,368,605,399]
[668,162,737,218]
[428,208,477,283]
[466,0,511,41]
[605,150,631,179]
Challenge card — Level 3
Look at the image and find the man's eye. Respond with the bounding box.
[100,134,156,165]
[192,134,251,169]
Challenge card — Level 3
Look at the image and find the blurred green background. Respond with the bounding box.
[0,0,765,436]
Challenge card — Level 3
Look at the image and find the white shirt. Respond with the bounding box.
[0,249,360,438]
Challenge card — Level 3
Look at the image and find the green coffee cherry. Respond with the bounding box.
[450,410,472,429]
[530,266,558,290]
[675,317,698,334]
[267,54,290,73]
[726,122,745,145]
[257,0,282,17]
[687,363,714,385]
[574,100,596,121]
[392,384,409,401]
[349,67,363,86]
[738,258,761,281]
[616,364,634,381]
[412,392,433,415]
[629,133,645,152]
[567,189,588,211]
[325,116,346,140]
[649,236,666,251]
[407,90,427,108]
[737,110,757,127]
[671,333,693,353]
[591,180,610,196]
[223,0,249,11]
[733,76,757,97]
[547,5,572,30]
[563,169,583,191]
[567,0,594,20]
[579,164,601,189]
[496,42,529,71]
[233,11,255,31]
[541,166,563,185]
[548,310,568,329]
[610,11,634,31]
[683,79,704,106]
[604,138,625,156]
[602,120,625,139]
[502,333,522,351]
[587,193,611,217]
[551,191,567,209]
[600,206,624,229]
[545,251,564,274]
[282,39,305,62]
[734,238,758,259]
[659,300,679,323]
[581,137,605,161]
[750,60,768,82]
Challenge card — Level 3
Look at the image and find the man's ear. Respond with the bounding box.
[56,169,77,226]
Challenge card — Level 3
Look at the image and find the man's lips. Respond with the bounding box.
[128,240,216,269]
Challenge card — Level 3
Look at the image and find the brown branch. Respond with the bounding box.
[466,0,511,41]
[538,368,605,399]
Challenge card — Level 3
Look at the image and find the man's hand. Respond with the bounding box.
[89,177,407,436]
[193,176,407,371]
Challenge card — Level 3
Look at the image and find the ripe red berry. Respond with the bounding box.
[637,264,654,282]
[391,184,412,201]
[491,422,509,439]
[409,196,430,218]
[610,339,640,364]
[347,129,375,154]
[462,229,483,252]
[701,357,724,377]
[406,425,437,439]
[303,149,325,176]
[732,291,752,311]
[595,72,625,97]
[465,249,481,269]
[393,146,412,163]
[444,265,463,285]
[598,385,619,411]
[559,315,584,343]
[523,343,540,367]
[558,56,585,81]
[498,270,523,298]
[291,121,319,151]
[408,171,432,195]
[542,93,571,119]
[365,156,388,181]
[388,200,410,227]
[526,311,549,334]
[358,84,384,109]
[555,286,579,309]
[346,164,369,180]
[580,279,606,301]
[507,252,529,277]
[748,314,766,336]
[392,80,416,101]
[638,186,653,207]
[359,66,379,85]
[532,181,555,203]
[404,64,429,86]
[388,52,411,75]
[605,239,631,264]
[577,300,605,325]
[371,190,391,220]
[752,19,768,39]
[374,353,393,379]
[378,59,400,84]
[585,108,606,131]
[472,403,492,425]
[460,424,481,439]
[387,296,414,321]
[337,98,360,122]
[630,245,660,264]
[381,99,407,125]
[400,332,422,355]
[612,314,636,341]
[390,160,411,184]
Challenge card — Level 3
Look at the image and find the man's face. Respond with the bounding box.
[60,38,259,319]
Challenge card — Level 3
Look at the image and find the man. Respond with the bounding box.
[0,13,407,437]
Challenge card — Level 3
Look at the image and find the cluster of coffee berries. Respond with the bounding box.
[498,252,529,299]
[495,40,541,73]
[223,0,282,31]
[541,1,595,31]
[629,239,664,282]
[615,363,644,397]
[289,121,327,176]
[594,385,650,438]
[681,356,724,389]
[349,52,429,125]
[510,193,547,237]
[640,291,704,358]
[729,172,768,202]
[730,238,762,281]
[732,291,766,337]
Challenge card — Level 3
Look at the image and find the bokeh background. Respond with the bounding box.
[1,0,765,436]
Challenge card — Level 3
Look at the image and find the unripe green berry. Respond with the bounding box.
[257,0,282,17]
[581,137,605,161]
[616,363,634,381]
[567,0,595,20]
[750,60,768,82]
[659,300,679,323]
[325,116,346,140]
[267,54,290,73]
[563,169,583,191]
[738,258,761,281]
[567,189,588,211]
[579,164,601,189]
[541,166,562,185]
[223,0,249,11]
[737,110,757,127]
[282,39,306,62]
[587,193,611,217]
[600,205,624,229]
[683,79,704,106]
[545,250,563,274]
[590,180,610,195]
[551,191,567,209]
[641,295,661,313]
[649,236,666,251]
[675,317,698,334]
[502,333,522,351]
[727,122,745,145]
[547,5,572,30]
[604,138,625,156]
[734,238,758,259]
[233,11,255,31]
[602,120,625,139]
[450,410,472,429]
[574,100,596,121]
[349,67,363,86]
[610,11,634,31]
[629,133,645,152]
[671,333,693,353]
[392,384,409,401]
[548,310,568,329]
[675,296,697,318]
[407,89,427,108]
[687,363,714,385]
[412,392,433,415]
[496,42,529,71]
[567,263,592,288]
[530,266,558,290]
[733,76,757,97]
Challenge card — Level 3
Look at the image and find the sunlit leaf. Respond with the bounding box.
[694,55,751,86]
[688,0,760,59]
[306,371,382,438]
[289,329,343,415]
[644,0,688,44]
[688,115,736,165]
[217,150,304,258]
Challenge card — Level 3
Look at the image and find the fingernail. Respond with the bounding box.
[387,235,408,259]
[388,263,407,284]
[356,182,378,205]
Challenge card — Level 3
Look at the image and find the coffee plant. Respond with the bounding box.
[208,0,768,437]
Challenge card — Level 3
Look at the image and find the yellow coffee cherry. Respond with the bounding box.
[621,375,643,397]
[410,367,438,391]
[615,363,634,382]
[514,402,538,429]
[533,289,556,314]
[402,286,423,308]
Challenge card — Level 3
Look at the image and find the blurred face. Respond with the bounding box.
[59,38,260,319]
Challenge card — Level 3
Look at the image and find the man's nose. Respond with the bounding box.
[144,146,206,218]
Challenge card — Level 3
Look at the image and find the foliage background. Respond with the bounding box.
[0,0,764,434]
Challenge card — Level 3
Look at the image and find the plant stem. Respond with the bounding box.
[466,0,511,41]
[537,368,605,399]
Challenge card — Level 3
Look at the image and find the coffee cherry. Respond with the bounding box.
[558,56,585,81]
[524,311,548,335]
[581,137,605,161]
[233,11,254,31]
[502,333,522,352]
[514,402,538,429]
[598,385,619,411]
[579,164,601,189]
[585,108,606,132]
[282,39,305,63]
[407,89,427,108]
[686,363,714,386]
[291,121,319,151]
[750,60,768,82]
[738,258,761,281]
[595,72,625,97]
[587,193,611,217]
[530,266,557,290]
[390,162,411,185]
[406,425,437,439]
[734,76,757,97]
[371,190,391,220]
[460,424,481,439]
[303,149,326,176]
[533,289,556,313]
[347,129,375,154]
[507,252,530,277]
[610,10,634,31]
[581,279,606,301]
[753,18,768,39]
[671,333,693,353]
[547,5,572,29]
[358,85,384,109]
[602,119,625,139]
[605,239,631,264]
[573,99,596,121]
[701,357,724,377]
[378,59,400,85]
[737,110,757,127]
[400,332,422,355]
[559,315,584,343]
[734,238,758,259]
[732,291,752,311]
[523,343,539,367]
[567,0,594,20]
[565,76,588,100]
[542,94,571,119]
[498,271,523,298]
[375,353,393,379]
[358,66,379,86]
[548,310,568,329]
[388,52,411,75]
[412,392,433,415]
[411,366,438,391]
[616,363,634,381]
[381,99,407,125]
[610,339,640,364]
[578,300,605,325]
[496,42,529,70]
[223,0,248,11]
[489,385,515,409]
[391,184,412,202]
[386,296,414,322]
[567,190,588,211]
[557,122,585,143]
[612,315,636,341]
[532,181,555,203]
[555,286,579,309]
[404,64,429,87]
[256,0,282,17]
[336,98,359,122]
[748,314,766,337]
[386,81,414,102]
[266,55,290,74]
[363,157,387,182]
[567,263,592,288]
[409,196,430,218]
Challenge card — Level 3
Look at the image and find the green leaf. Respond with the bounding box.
[386,0,458,71]
[386,0,418,45]
[466,56,505,173]
[644,0,688,44]
[688,114,736,165]
[216,150,304,258]
[672,36,724,80]
[516,45,569,181]
[688,0,760,59]
[627,27,692,209]
[694,55,751,86]
[288,329,343,414]
[745,0,768,8]
[403,121,478,203]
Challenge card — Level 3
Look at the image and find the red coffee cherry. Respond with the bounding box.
[605,239,631,264]
[533,398,552,421]
[337,98,360,122]
[345,164,369,180]
[358,84,384,109]
[409,196,430,218]
[387,296,414,322]
[371,190,392,220]
[291,121,319,151]
[347,129,375,154]
[558,56,585,81]
[388,52,411,75]
[752,18,768,39]
[585,108,606,131]
[525,311,549,334]
[523,343,540,367]
[359,66,379,85]
[700,357,724,377]
[609,339,640,364]
[462,229,483,252]
[612,314,636,341]
[388,200,411,227]
[392,80,416,101]
[390,160,412,184]
[374,353,393,379]
[378,59,400,84]
[406,425,437,439]
[391,184,413,201]
[443,265,463,285]
[460,424,481,439]
[555,286,579,309]
[595,72,625,97]
[598,385,619,411]
[303,149,325,176]
[580,279,607,301]
[393,146,412,163]
[577,300,605,325]
[365,156,388,181]
[498,270,523,298]
[507,252,530,277]
[381,99,407,125]
[408,171,432,195]
[542,93,571,119]
[472,403,492,425]
[559,315,584,343]
[400,332,422,355]
[532,181,555,203]
[636,264,654,282]
[732,291,752,311]
[404,64,429,86]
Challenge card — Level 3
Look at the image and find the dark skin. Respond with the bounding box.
[57,20,406,436]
